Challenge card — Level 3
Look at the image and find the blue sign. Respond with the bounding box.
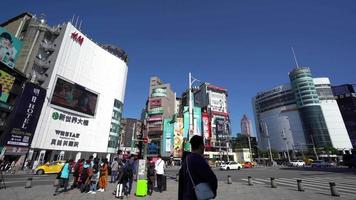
[4,82,46,147]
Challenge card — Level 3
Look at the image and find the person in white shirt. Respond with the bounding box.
[155,155,165,192]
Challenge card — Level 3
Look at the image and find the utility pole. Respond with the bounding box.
[188,72,194,139]
[310,135,319,160]
[247,135,252,161]
[263,122,273,163]
[282,128,291,163]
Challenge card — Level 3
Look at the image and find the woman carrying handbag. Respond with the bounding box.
[53,160,70,196]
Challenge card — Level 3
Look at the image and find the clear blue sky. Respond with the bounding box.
[1,1,356,136]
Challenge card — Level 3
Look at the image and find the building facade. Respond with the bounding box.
[332,84,356,148]
[241,114,254,136]
[145,76,175,156]
[253,67,352,155]
[19,21,128,163]
[119,118,143,154]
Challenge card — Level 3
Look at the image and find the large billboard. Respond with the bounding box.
[4,82,46,147]
[209,92,227,113]
[0,27,22,69]
[50,77,98,116]
[173,118,184,157]
[0,70,15,102]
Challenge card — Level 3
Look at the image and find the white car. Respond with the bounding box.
[220,161,242,170]
[290,160,305,167]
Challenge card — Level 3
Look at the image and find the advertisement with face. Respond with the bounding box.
[0,27,22,69]
[0,69,15,102]
[51,77,98,116]
[209,92,227,113]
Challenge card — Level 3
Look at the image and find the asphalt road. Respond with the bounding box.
[2,167,356,189]
[165,166,356,182]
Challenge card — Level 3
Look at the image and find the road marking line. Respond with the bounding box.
[280,178,356,189]
[241,179,265,184]
[275,178,356,195]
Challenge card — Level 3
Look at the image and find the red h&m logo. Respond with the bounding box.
[71,32,84,45]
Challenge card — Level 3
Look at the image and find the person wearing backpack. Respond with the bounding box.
[80,160,92,193]
[147,158,155,196]
[88,158,100,194]
[124,155,135,197]
[53,160,70,196]
[115,161,125,199]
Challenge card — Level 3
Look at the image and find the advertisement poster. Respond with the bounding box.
[202,112,210,140]
[183,106,202,138]
[173,118,183,157]
[209,92,227,113]
[0,69,15,102]
[4,82,46,147]
[51,77,98,116]
[0,27,22,69]
[163,118,174,154]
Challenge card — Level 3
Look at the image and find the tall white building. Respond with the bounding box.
[28,22,128,163]
[252,67,352,154]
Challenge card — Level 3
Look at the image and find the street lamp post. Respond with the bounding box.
[282,128,291,163]
[262,121,274,163]
[310,135,319,160]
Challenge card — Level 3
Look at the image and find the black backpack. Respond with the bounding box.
[124,163,133,178]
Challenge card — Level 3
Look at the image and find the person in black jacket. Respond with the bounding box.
[178,135,218,200]
[147,158,155,196]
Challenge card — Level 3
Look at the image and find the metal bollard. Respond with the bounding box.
[297,179,304,192]
[270,177,277,188]
[248,176,253,186]
[25,177,32,188]
[227,175,232,184]
[329,182,340,197]
[176,173,179,182]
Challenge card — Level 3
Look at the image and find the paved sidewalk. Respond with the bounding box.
[0,178,354,200]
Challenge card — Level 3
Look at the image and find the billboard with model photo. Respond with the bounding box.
[51,77,98,116]
[0,27,22,69]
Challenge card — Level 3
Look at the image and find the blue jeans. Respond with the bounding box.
[111,171,118,183]
[91,181,97,192]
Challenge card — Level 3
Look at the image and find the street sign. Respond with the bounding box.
[144,138,148,144]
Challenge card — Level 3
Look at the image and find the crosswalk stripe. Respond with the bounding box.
[243,178,356,196]
[241,178,265,184]
[279,178,356,190]
[276,179,356,194]
[300,177,356,185]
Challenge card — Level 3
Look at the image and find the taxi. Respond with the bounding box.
[35,160,66,175]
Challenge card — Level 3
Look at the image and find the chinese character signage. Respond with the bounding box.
[0,27,22,69]
[0,69,15,102]
[50,130,80,148]
[4,82,46,147]
[52,111,89,126]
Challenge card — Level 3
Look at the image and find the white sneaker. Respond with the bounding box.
[87,191,92,194]
[91,192,96,194]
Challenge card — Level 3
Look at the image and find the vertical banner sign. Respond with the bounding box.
[193,106,202,136]
[173,118,184,157]
[4,82,46,147]
[163,118,174,154]
[0,70,15,102]
[202,112,210,140]
[0,27,23,69]
[183,106,189,139]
